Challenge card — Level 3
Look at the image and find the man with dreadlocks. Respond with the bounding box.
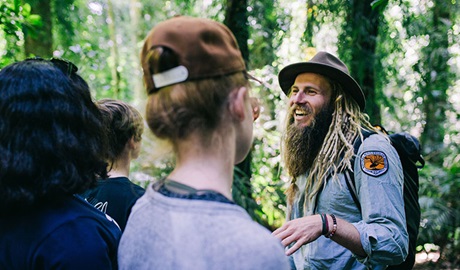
[272,51,408,269]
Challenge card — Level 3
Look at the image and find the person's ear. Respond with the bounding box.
[127,136,137,150]
[228,87,248,121]
[250,97,260,121]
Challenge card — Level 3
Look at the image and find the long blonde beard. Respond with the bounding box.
[284,94,376,217]
[283,104,333,179]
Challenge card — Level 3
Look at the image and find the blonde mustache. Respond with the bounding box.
[289,104,313,116]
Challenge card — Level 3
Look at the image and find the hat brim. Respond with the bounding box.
[278,62,366,111]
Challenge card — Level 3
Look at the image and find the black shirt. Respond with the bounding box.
[81,177,145,231]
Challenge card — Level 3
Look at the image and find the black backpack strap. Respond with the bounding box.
[344,170,361,211]
[345,129,376,212]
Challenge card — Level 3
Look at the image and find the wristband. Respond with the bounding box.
[325,214,337,238]
[320,214,327,235]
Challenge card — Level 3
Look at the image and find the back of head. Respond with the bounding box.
[140,16,250,144]
[97,98,144,163]
[0,59,108,215]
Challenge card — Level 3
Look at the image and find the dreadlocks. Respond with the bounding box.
[284,79,378,215]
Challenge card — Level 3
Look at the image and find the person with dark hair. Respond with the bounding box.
[272,51,408,269]
[118,16,289,270]
[81,98,145,231]
[0,58,121,269]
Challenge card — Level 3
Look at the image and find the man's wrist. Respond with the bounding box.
[320,213,328,235]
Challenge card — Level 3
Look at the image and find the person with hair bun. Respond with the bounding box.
[118,16,289,270]
[0,58,121,270]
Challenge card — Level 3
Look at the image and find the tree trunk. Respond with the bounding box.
[106,0,121,98]
[24,0,53,58]
[302,0,315,48]
[340,0,382,124]
[224,0,251,177]
[129,0,144,106]
[419,0,451,164]
[224,0,261,221]
[224,0,252,179]
[224,0,249,63]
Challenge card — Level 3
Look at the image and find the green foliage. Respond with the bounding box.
[374,1,460,265]
[1,0,460,265]
[0,0,43,66]
[247,66,289,229]
[250,131,287,230]
[418,158,460,264]
[232,166,272,229]
[370,0,388,10]
[53,0,77,48]
[247,0,290,69]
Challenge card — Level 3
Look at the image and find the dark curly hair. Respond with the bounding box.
[0,59,108,215]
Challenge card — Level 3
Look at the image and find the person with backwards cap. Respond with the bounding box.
[272,51,408,269]
[117,16,289,270]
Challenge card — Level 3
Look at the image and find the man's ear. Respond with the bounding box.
[228,86,248,121]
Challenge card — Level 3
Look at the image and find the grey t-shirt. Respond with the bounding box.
[118,184,290,270]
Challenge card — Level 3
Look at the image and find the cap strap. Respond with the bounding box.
[152,65,189,89]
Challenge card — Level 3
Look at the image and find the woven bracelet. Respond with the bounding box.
[320,214,327,235]
[326,214,337,238]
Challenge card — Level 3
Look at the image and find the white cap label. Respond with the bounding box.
[152,65,189,88]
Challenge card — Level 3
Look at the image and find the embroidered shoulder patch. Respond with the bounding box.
[360,151,388,177]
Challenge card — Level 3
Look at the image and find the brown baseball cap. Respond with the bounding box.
[141,16,248,91]
[278,51,366,111]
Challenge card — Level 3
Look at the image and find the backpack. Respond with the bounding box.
[344,126,425,270]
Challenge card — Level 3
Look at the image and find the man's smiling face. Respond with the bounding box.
[288,73,332,128]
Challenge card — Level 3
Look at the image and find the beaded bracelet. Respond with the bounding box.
[326,214,337,238]
[320,214,327,235]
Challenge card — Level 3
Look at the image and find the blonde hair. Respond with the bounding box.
[285,81,379,215]
[96,98,144,164]
[145,72,249,146]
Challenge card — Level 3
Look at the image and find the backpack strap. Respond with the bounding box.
[316,129,377,213]
[344,170,360,211]
[344,129,377,212]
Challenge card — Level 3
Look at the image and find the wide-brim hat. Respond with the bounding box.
[278,51,365,111]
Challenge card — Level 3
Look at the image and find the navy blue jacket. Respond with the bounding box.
[0,195,121,270]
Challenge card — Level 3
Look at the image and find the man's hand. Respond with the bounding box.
[272,215,323,256]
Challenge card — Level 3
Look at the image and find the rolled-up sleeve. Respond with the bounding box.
[351,134,409,267]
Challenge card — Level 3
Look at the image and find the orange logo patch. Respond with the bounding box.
[361,151,388,176]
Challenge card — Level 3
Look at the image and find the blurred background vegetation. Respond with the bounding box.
[1,0,459,268]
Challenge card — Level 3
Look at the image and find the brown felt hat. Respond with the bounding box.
[141,16,247,91]
[278,51,366,111]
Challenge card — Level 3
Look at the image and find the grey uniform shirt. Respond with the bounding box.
[118,183,290,270]
[290,134,408,270]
